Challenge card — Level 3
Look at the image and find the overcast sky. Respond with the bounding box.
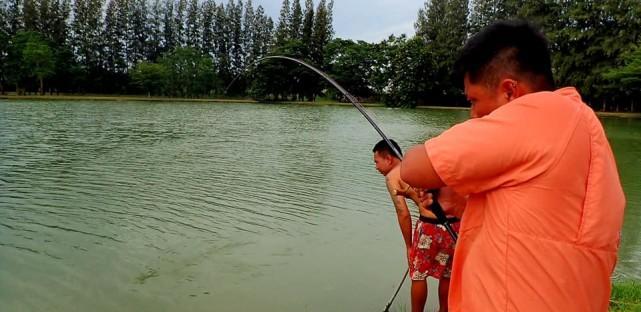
[250,0,426,43]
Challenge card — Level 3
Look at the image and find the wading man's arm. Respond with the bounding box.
[385,172,413,251]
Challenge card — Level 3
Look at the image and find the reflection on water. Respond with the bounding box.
[0,101,638,311]
[601,117,641,280]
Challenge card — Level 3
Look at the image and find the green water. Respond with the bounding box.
[0,100,639,311]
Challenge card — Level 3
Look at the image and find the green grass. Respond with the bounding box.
[611,281,641,311]
[385,281,641,312]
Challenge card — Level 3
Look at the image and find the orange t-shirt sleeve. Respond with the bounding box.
[425,106,545,196]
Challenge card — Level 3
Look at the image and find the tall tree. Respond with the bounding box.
[469,0,508,34]
[242,0,255,64]
[147,0,164,61]
[297,0,317,100]
[174,0,187,46]
[0,2,9,93]
[416,0,446,43]
[275,0,290,44]
[49,0,74,93]
[301,0,314,51]
[326,0,333,38]
[213,2,230,80]
[444,0,468,56]
[311,0,332,65]
[416,0,468,103]
[289,0,302,40]
[229,0,244,74]
[72,0,105,88]
[201,0,216,57]
[185,0,200,48]
[128,0,149,66]
[254,5,273,58]
[0,4,8,37]
[103,0,126,74]
[163,0,176,52]
[6,0,23,36]
[22,0,38,31]
[49,0,71,44]
[38,0,52,35]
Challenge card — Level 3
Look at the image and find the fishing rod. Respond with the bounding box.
[383,268,409,312]
[227,55,457,311]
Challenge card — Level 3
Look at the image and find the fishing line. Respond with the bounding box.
[227,55,457,311]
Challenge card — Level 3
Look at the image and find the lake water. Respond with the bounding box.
[0,100,639,311]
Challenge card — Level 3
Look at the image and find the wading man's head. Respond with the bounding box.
[455,20,555,118]
[372,139,402,176]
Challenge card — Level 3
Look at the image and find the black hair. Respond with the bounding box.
[372,139,402,159]
[454,20,554,91]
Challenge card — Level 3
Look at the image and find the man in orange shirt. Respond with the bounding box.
[400,21,626,311]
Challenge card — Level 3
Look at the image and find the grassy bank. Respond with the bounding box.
[0,94,386,107]
[611,281,641,311]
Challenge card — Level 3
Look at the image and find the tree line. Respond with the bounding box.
[0,0,640,111]
[368,0,641,111]
[0,0,334,98]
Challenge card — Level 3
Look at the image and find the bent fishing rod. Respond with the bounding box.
[227,55,457,311]
[228,55,458,240]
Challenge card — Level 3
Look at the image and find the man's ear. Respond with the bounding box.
[499,78,518,101]
[385,154,395,164]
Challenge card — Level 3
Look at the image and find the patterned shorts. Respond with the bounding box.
[409,219,460,281]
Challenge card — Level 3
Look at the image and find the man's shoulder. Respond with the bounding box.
[511,87,584,111]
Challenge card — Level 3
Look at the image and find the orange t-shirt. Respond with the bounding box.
[425,87,625,311]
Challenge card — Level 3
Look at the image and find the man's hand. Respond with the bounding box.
[416,189,434,210]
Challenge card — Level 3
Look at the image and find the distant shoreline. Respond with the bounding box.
[0,94,259,104]
[2,94,639,117]
[0,94,388,107]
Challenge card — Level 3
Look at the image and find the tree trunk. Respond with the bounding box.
[40,78,44,95]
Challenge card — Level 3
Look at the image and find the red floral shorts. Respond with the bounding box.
[409,219,460,280]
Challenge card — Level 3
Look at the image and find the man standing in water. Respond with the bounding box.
[400,21,625,311]
[373,139,461,312]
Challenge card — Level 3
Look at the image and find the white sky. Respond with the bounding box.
[247,0,426,42]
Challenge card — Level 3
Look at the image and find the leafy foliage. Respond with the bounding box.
[21,32,54,93]
[159,47,215,97]
[0,0,639,112]
[130,61,168,96]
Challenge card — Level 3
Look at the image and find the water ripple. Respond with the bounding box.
[0,101,639,311]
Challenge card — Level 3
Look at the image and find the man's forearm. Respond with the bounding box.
[396,211,413,248]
